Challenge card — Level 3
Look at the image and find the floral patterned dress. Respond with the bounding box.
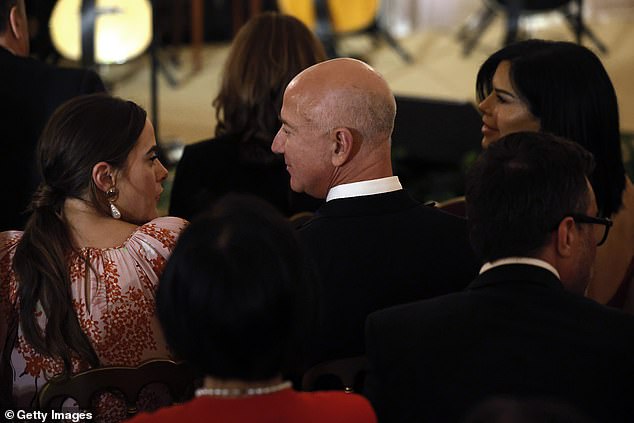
[0,216,187,415]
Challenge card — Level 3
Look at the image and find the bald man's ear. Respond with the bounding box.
[330,127,354,167]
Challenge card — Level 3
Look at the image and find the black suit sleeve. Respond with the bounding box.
[364,313,388,422]
[365,308,421,423]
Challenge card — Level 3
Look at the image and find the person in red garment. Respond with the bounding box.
[129,194,376,423]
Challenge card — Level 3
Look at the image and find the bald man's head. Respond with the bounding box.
[272,58,397,198]
[286,58,396,147]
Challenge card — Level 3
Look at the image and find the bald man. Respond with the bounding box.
[0,0,105,231]
[272,58,479,369]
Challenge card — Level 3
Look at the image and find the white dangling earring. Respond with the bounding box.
[106,186,121,219]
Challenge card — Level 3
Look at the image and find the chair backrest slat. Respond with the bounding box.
[36,359,198,415]
[302,356,367,393]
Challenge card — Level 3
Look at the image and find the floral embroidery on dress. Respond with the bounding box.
[138,222,179,250]
[0,216,187,418]
[17,338,51,377]
[0,233,19,320]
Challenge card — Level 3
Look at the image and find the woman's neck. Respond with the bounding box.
[63,198,137,248]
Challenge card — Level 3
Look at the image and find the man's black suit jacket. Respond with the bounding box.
[0,46,105,231]
[169,133,322,220]
[365,264,634,423]
[298,189,479,368]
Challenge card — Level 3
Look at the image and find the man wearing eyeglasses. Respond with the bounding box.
[365,131,634,423]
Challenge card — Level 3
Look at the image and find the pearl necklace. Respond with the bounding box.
[195,381,292,397]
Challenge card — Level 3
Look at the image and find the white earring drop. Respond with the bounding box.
[106,186,121,219]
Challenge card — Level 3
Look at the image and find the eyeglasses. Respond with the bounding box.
[567,214,613,246]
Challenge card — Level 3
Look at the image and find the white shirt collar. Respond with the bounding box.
[479,257,560,279]
[326,176,402,202]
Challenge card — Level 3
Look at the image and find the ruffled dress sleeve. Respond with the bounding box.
[67,216,188,366]
[6,217,187,409]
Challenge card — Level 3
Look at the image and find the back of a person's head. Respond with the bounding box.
[476,39,623,217]
[35,93,147,217]
[214,12,327,146]
[0,0,17,34]
[157,194,306,381]
[466,131,594,262]
[281,57,396,158]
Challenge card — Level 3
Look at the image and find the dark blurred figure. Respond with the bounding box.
[130,194,376,423]
[365,132,634,423]
[25,0,58,63]
[0,0,105,231]
[169,12,326,220]
[463,396,596,423]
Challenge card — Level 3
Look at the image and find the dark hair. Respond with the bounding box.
[157,194,308,380]
[13,94,147,375]
[213,12,326,163]
[0,0,18,33]
[476,39,624,217]
[466,131,595,262]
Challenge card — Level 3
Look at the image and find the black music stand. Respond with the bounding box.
[79,0,178,144]
[149,0,182,145]
[458,0,608,56]
[80,0,96,69]
[312,0,412,63]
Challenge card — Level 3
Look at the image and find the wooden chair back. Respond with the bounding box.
[36,359,198,416]
[302,356,367,393]
[437,196,467,218]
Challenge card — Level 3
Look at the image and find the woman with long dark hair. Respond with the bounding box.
[0,94,187,413]
[169,12,327,220]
